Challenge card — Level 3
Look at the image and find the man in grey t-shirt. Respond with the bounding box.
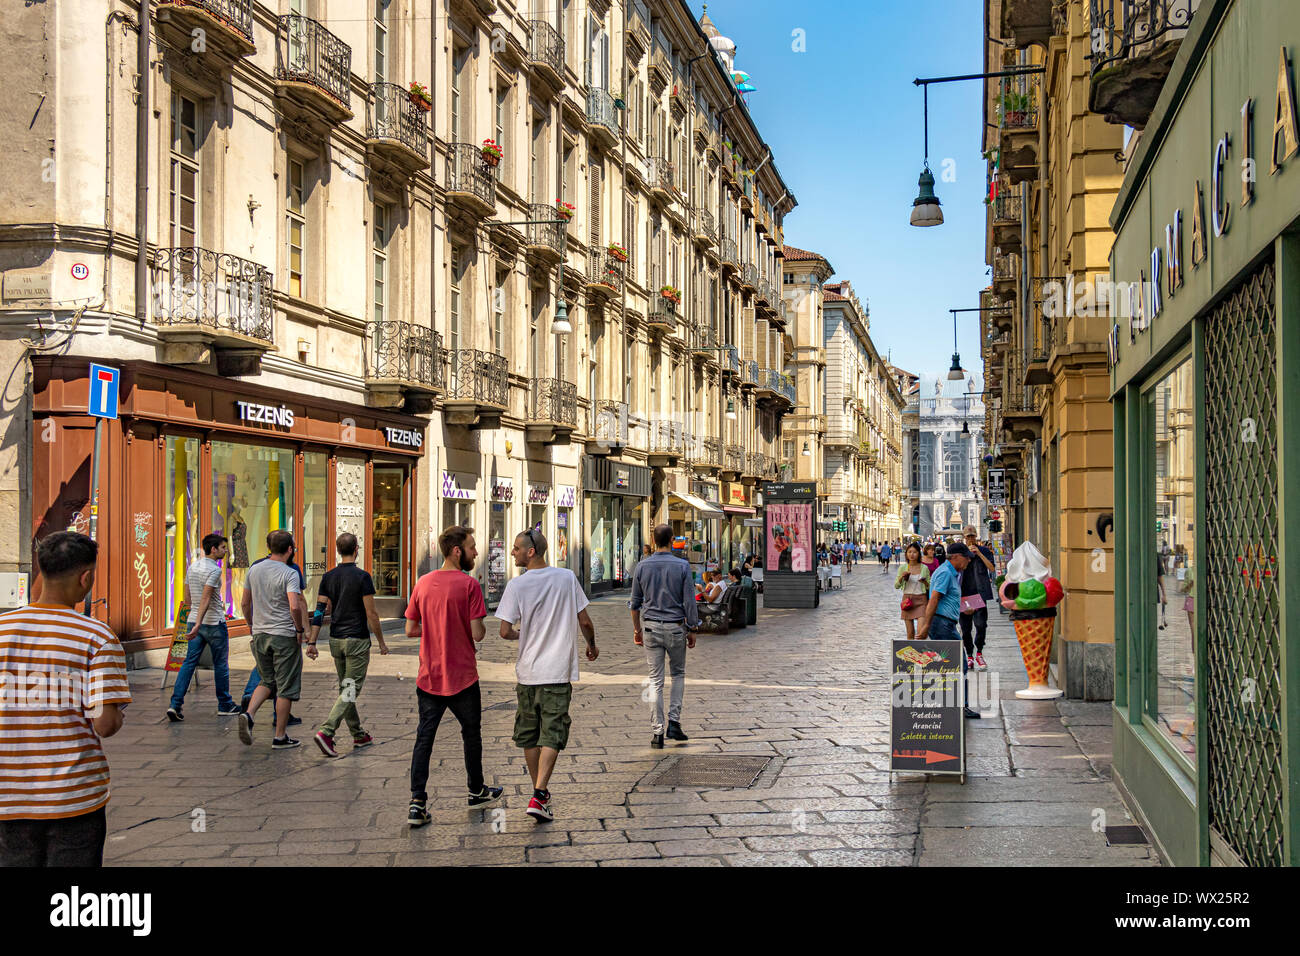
[166,534,239,721]
[238,529,311,750]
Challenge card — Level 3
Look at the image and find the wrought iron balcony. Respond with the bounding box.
[585,252,624,299]
[719,238,739,272]
[694,208,717,247]
[724,443,745,476]
[740,263,758,292]
[445,349,508,427]
[158,0,254,57]
[587,88,620,146]
[525,202,566,260]
[275,14,352,119]
[693,437,722,472]
[153,243,273,351]
[690,320,717,360]
[647,301,679,332]
[999,73,1040,132]
[588,399,629,452]
[719,345,741,377]
[446,143,497,216]
[649,419,685,466]
[1088,0,1197,128]
[527,20,565,86]
[366,82,428,170]
[740,359,759,388]
[993,253,1018,293]
[647,157,676,201]
[364,321,443,409]
[529,377,577,433]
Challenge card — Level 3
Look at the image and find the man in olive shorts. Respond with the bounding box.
[238,530,313,749]
[497,530,598,823]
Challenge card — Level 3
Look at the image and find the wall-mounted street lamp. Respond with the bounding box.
[910,65,1044,229]
[492,215,574,335]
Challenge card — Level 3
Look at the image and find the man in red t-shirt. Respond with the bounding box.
[404,526,504,827]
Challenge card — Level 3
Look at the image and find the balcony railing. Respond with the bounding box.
[719,238,739,269]
[993,253,1018,287]
[694,208,717,245]
[1088,1,1197,127]
[695,437,722,470]
[741,359,759,387]
[526,202,566,257]
[446,142,498,210]
[527,20,564,82]
[647,156,676,197]
[999,72,1040,131]
[447,349,508,408]
[691,320,716,354]
[741,263,758,290]
[532,378,577,427]
[159,0,253,48]
[367,82,427,162]
[152,246,273,343]
[276,14,351,111]
[591,400,629,446]
[652,419,684,456]
[366,321,443,391]
[720,345,740,376]
[587,252,624,296]
[724,444,745,474]
[587,88,620,142]
[993,189,1022,225]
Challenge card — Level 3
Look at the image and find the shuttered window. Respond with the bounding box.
[589,159,601,248]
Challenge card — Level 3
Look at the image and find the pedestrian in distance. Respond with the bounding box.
[238,530,312,750]
[960,526,998,672]
[0,532,131,866]
[629,523,699,749]
[497,530,598,823]
[895,543,932,640]
[405,526,503,827]
[917,541,980,719]
[167,533,240,721]
[880,540,893,573]
[312,533,390,758]
[922,543,941,574]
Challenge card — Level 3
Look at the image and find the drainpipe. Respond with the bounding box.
[135,0,150,328]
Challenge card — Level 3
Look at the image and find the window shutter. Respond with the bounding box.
[589,159,601,247]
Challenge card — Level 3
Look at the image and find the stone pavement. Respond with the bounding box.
[102,561,1160,866]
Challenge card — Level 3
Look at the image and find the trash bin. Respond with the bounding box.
[743,585,757,626]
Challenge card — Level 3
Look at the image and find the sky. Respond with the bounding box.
[689,0,989,382]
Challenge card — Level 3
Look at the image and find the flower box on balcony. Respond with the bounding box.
[480,138,502,167]
[408,82,432,112]
[607,243,628,263]
[555,200,575,222]
[659,286,681,306]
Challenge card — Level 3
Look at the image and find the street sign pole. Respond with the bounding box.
[83,416,103,617]
[84,364,120,617]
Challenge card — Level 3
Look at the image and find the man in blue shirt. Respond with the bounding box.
[629,524,699,749]
[917,542,979,718]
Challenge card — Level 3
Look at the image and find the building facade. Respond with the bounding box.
[1107,0,1300,866]
[0,0,796,662]
[980,0,1127,699]
[821,280,906,543]
[779,246,830,500]
[906,374,985,538]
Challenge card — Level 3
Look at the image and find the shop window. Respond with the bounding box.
[555,507,572,569]
[211,441,296,619]
[442,498,472,536]
[589,496,616,585]
[487,501,509,605]
[1148,356,1196,765]
[302,451,328,601]
[372,467,406,597]
[165,436,200,627]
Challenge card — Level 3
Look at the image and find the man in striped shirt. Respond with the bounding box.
[0,532,131,866]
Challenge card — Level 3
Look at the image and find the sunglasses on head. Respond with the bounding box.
[520,529,537,549]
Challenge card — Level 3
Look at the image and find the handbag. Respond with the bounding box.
[960,593,986,614]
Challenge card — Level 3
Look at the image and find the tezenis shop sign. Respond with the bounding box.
[1110,46,1300,366]
[237,401,294,428]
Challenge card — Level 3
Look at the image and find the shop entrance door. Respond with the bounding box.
[372,466,407,598]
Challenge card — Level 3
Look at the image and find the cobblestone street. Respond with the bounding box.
[102,565,1159,866]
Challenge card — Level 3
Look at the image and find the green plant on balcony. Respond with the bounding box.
[1000,90,1032,126]
[607,242,628,262]
[480,138,503,166]
[659,285,681,306]
[554,199,575,221]
[409,81,432,112]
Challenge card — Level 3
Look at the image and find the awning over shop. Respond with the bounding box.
[722,505,755,515]
[668,491,724,519]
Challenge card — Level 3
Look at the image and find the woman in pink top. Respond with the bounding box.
[922,543,942,574]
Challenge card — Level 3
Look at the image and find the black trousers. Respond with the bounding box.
[410,681,484,801]
[0,806,106,867]
[960,607,989,654]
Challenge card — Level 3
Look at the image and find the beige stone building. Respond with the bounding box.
[980,0,1128,697]
[0,0,795,661]
[778,247,829,489]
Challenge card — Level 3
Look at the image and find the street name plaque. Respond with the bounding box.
[889,639,965,778]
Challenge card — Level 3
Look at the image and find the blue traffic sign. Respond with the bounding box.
[88,364,120,420]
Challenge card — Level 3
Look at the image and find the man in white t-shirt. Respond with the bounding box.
[497,530,598,824]
[167,533,240,721]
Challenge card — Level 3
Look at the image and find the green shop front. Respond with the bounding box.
[1108,0,1300,866]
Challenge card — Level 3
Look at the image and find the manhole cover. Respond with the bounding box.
[1105,825,1148,846]
[644,755,771,788]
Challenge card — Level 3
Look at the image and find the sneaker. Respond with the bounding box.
[314,731,338,758]
[166,707,184,722]
[975,652,988,671]
[467,786,504,808]
[407,800,431,828]
[526,793,554,822]
[287,715,303,727]
[239,695,251,713]
[216,704,241,717]
[238,712,254,745]
[352,733,374,749]
[966,656,976,671]
[271,736,301,750]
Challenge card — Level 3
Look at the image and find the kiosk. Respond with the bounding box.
[760,481,818,609]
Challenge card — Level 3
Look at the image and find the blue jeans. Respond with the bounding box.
[170,621,235,711]
[242,666,261,699]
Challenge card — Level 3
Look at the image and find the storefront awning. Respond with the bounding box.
[669,491,724,518]
[722,505,755,515]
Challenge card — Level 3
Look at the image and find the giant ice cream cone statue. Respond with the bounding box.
[1000,542,1065,699]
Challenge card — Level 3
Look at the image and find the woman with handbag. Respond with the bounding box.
[959,527,997,670]
[895,543,931,639]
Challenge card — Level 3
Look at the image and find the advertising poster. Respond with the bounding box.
[890,639,965,776]
[487,538,506,603]
[164,602,191,676]
[766,502,812,572]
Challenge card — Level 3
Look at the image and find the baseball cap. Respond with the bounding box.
[945,542,972,559]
